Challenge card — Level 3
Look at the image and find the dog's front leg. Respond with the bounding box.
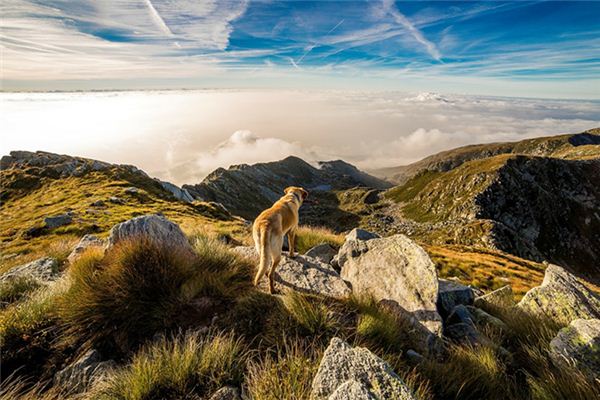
[287,229,296,257]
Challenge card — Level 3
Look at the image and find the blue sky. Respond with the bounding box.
[2,1,600,97]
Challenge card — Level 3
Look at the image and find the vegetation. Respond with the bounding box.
[0,276,42,307]
[295,225,344,253]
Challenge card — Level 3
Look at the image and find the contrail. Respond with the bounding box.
[297,18,345,65]
[143,0,173,36]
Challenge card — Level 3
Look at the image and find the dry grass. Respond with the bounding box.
[281,291,338,337]
[295,226,344,254]
[0,276,42,307]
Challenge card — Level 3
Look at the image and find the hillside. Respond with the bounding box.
[0,151,247,273]
[183,156,391,220]
[373,128,600,185]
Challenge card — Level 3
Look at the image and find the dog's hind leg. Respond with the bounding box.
[253,227,271,287]
[268,254,281,294]
[267,234,284,294]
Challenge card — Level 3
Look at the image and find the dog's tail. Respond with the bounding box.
[254,225,271,286]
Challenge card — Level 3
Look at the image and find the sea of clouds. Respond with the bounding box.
[1,90,598,185]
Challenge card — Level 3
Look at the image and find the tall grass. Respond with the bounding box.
[0,276,41,307]
[295,226,344,254]
[96,330,248,400]
[282,291,338,337]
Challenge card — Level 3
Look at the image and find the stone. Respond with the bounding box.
[90,200,105,207]
[124,186,139,194]
[437,279,475,317]
[474,285,515,308]
[233,247,350,298]
[444,323,481,346]
[107,214,193,254]
[517,264,600,325]
[0,257,59,283]
[549,318,600,379]
[108,196,125,204]
[54,349,115,394]
[208,386,241,400]
[305,244,338,264]
[345,228,380,241]
[363,189,381,205]
[405,350,425,365]
[311,337,416,400]
[338,234,442,334]
[44,213,72,228]
[446,305,475,326]
[467,306,507,330]
[156,179,195,203]
[328,380,377,400]
[68,235,105,264]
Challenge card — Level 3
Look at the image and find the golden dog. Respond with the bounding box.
[252,186,308,294]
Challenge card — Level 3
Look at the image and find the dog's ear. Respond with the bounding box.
[284,186,293,194]
[300,188,308,200]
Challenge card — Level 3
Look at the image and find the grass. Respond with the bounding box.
[0,276,42,307]
[295,225,344,254]
[282,291,338,337]
[96,330,248,400]
[245,339,322,400]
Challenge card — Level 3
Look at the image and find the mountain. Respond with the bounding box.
[372,128,600,185]
[183,156,391,220]
[375,129,600,280]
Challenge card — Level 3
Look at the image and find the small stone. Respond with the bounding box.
[44,213,72,229]
[124,187,140,194]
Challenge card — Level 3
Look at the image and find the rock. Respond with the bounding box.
[345,228,380,241]
[328,380,377,400]
[339,234,442,334]
[549,318,600,379]
[68,235,105,263]
[363,189,381,205]
[233,247,350,298]
[108,196,125,204]
[474,285,515,308]
[124,186,139,194]
[437,279,475,317]
[405,350,425,365]
[305,244,338,264]
[311,337,416,400]
[0,257,59,283]
[23,225,46,238]
[107,214,193,253]
[517,264,600,325]
[44,213,72,228]
[54,349,115,394]
[467,306,507,330]
[90,200,105,207]
[446,305,475,326]
[156,179,195,203]
[208,386,241,400]
[444,322,481,346]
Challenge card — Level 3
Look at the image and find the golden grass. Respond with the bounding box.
[295,225,344,254]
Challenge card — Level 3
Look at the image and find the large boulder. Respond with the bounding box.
[68,235,105,264]
[107,214,193,253]
[474,285,515,308]
[54,349,114,394]
[338,234,442,334]
[345,228,380,241]
[233,247,350,298]
[328,380,377,400]
[517,264,600,325]
[310,337,416,400]
[305,244,338,264]
[437,279,474,317]
[549,318,600,379]
[0,257,59,284]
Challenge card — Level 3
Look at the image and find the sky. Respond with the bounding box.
[2,0,600,98]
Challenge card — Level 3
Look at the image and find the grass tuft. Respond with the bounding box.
[282,291,338,337]
[0,276,42,308]
[295,226,344,254]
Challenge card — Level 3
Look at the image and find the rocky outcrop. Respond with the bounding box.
[338,234,442,334]
[233,247,350,298]
[107,214,193,253]
[305,244,338,264]
[155,179,195,203]
[68,235,105,263]
[0,257,59,283]
[345,228,380,241]
[183,156,391,219]
[44,213,73,229]
[517,264,600,325]
[54,349,114,394]
[474,285,515,308]
[549,318,600,379]
[437,279,474,317]
[310,337,416,400]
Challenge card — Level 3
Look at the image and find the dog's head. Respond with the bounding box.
[284,186,308,204]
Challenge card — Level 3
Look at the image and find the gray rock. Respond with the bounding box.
[444,323,481,346]
[107,214,193,254]
[405,350,425,365]
[345,228,380,241]
[549,318,600,379]
[305,244,338,264]
[311,337,416,400]
[124,186,140,194]
[474,285,515,308]
[363,189,381,205]
[328,380,377,400]
[90,200,105,207]
[233,247,350,298]
[0,257,59,283]
[467,306,508,330]
[54,349,114,394]
[108,196,125,204]
[339,234,442,334]
[68,235,105,264]
[44,213,72,228]
[437,279,475,317]
[517,264,600,325]
[446,304,475,326]
[156,179,195,203]
[209,386,241,400]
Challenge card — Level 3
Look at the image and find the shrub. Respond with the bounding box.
[97,331,248,400]
[245,339,322,400]
[295,226,344,254]
[282,291,338,337]
[0,276,41,307]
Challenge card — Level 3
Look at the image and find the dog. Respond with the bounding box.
[252,186,308,294]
